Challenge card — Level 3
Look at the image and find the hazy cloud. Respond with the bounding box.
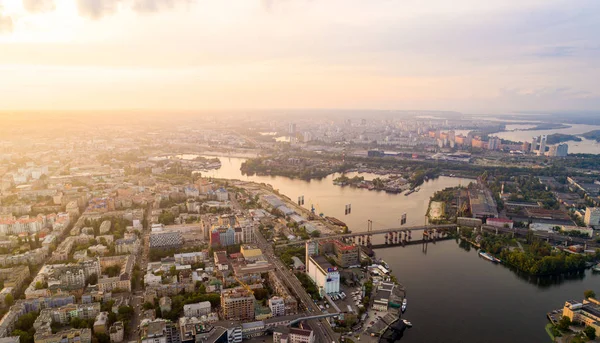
[534,46,576,58]
[132,0,190,13]
[75,0,192,18]
[22,0,56,13]
[77,0,121,19]
[0,14,13,34]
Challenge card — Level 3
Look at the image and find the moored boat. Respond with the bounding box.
[401,298,407,313]
[478,251,499,263]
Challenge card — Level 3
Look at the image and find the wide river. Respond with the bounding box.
[201,155,600,342]
[494,123,600,155]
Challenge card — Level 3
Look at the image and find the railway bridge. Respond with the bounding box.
[276,224,458,248]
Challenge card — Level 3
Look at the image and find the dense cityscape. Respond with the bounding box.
[0,111,597,343]
[2,1,600,342]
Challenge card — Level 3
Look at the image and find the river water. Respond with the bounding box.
[200,155,600,342]
[494,123,600,154]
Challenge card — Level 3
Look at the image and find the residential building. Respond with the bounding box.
[215,188,228,202]
[34,328,92,343]
[268,297,285,317]
[487,136,500,150]
[272,327,315,343]
[174,252,206,265]
[93,312,109,334]
[183,301,211,318]
[584,207,600,227]
[159,297,172,314]
[221,288,255,321]
[538,135,547,155]
[115,237,140,254]
[109,322,124,343]
[139,319,180,343]
[210,226,235,247]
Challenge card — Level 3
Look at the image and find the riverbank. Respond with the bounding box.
[374,239,600,343]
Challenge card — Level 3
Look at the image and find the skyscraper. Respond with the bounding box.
[487,136,501,150]
[556,143,569,157]
[530,136,538,153]
[538,135,547,156]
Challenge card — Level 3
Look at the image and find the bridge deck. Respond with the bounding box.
[277,224,457,246]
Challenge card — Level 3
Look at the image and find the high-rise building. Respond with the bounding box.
[288,123,296,135]
[221,288,255,321]
[538,135,547,156]
[487,137,501,150]
[210,226,235,247]
[584,207,600,227]
[530,136,538,153]
[556,143,569,157]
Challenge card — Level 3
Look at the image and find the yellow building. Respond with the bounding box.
[240,245,262,259]
[562,299,600,336]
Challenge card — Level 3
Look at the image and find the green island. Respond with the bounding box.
[546,133,582,144]
[523,123,571,131]
[332,175,365,185]
[468,230,599,275]
[581,130,600,142]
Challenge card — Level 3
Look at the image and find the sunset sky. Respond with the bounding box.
[1,0,599,113]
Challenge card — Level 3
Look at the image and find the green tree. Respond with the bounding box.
[70,317,82,329]
[95,333,110,343]
[87,273,98,286]
[557,316,571,331]
[11,330,33,343]
[584,289,596,299]
[4,294,13,306]
[584,326,596,340]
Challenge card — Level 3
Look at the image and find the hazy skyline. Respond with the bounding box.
[1,0,599,113]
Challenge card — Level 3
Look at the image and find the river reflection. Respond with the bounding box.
[199,154,599,342]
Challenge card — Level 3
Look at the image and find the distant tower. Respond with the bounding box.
[530,136,538,153]
[538,135,547,156]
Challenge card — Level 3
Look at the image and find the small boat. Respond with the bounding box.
[593,264,600,272]
[479,251,500,263]
[402,319,413,327]
[401,299,407,313]
[381,260,390,270]
[404,189,416,196]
